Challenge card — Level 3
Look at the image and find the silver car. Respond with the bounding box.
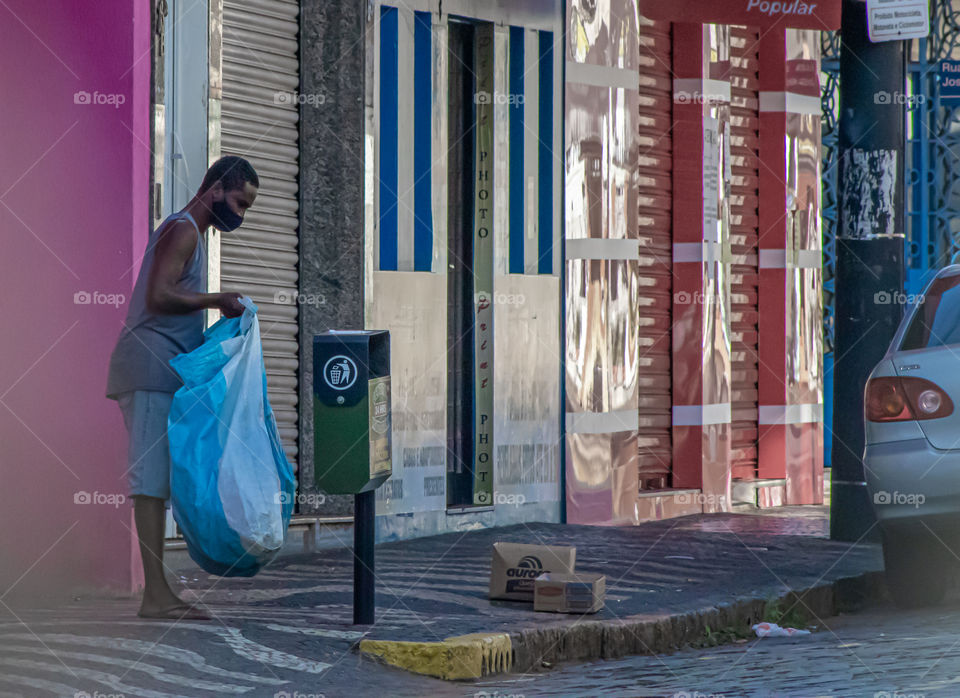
[864,265,960,607]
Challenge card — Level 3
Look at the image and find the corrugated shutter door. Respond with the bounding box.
[637,15,673,490]
[220,0,300,465]
[728,26,760,480]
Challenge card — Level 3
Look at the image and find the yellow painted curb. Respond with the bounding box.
[359,632,512,680]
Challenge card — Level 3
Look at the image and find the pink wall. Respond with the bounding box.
[0,0,150,599]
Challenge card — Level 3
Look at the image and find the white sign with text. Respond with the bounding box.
[867,0,929,42]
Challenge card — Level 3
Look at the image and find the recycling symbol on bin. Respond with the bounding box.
[323,355,358,391]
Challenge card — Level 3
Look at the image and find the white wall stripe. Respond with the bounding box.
[796,249,822,268]
[673,403,732,426]
[673,78,731,104]
[759,248,823,269]
[673,241,726,264]
[494,25,510,276]
[372,8,381,272]
[552,28,563,276]
[759,403,823,425]
[565,61,638,90]
[566,238,639,260]
[431,18,448,272]
[731,253,758,266]
[396,6,416,270]
[759,91,822,115]
[759,249,787,269]
[565,409,639,434]
[524,28,539,275]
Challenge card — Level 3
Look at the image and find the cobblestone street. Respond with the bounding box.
[471,599,960,698]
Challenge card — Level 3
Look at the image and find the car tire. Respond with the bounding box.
[882,529,949,608]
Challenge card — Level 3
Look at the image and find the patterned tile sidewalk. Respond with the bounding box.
[0,507,884,696]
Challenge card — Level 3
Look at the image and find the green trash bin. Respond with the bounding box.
[313,330,391,495]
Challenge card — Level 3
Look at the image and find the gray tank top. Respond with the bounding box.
[106,211,208,399]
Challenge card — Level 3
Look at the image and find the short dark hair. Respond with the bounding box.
[200,155,259,193]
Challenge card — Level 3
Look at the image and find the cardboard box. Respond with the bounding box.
[533,572,606,614]
[488,542,576,601]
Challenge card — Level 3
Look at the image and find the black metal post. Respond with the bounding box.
[353,489,375,624]
[830,0,906,541]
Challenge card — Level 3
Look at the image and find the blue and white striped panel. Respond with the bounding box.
[379,5,434,272]
[507,27,555,276]
[377,10,556,276]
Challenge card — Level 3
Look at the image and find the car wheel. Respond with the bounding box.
[882,529,949,608]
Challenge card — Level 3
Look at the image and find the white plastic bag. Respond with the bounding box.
[168,297,295,576]
[752,622,811,638]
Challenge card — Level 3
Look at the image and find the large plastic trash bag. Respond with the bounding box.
[167,297,295,577]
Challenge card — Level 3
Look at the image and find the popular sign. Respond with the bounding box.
[640,0,841,30]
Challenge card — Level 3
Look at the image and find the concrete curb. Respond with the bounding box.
[360,571,886,680]
[359,633,513,680]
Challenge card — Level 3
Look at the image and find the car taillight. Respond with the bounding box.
[900,377,954,419]
[865,377,912,422]
[865,376,954,422]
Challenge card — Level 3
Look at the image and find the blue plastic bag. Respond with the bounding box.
[167,297,295,577]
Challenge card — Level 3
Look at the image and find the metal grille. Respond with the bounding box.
[728,25,760,481]
[821,5,960,466]
[636,14,673,490]
[905,5,960,295]
[220,0,300,464]
[820,29,840,357]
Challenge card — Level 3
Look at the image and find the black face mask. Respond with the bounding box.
[210,198,243,232]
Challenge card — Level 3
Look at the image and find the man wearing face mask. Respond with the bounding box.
[106,155,258,619]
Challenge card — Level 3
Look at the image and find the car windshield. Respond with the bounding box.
[900,274,960,350]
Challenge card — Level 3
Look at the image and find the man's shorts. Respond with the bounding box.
[117,390,174,503]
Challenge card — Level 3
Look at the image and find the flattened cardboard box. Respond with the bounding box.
[488,542,576,601]
[534,572,606,614]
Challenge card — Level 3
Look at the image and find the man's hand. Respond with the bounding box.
[217,292,246,318]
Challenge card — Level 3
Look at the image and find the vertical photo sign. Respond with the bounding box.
[473,23,495,505]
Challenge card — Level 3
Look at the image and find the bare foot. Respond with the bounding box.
[138,588,211,620]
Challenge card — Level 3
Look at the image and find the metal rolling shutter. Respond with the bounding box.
[636,15,673,490]
[220,0,300,464]
[728,26,760,481]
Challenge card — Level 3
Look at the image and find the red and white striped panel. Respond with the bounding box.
[756,28,824,505]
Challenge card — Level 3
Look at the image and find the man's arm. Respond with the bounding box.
[145,220,244,317]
